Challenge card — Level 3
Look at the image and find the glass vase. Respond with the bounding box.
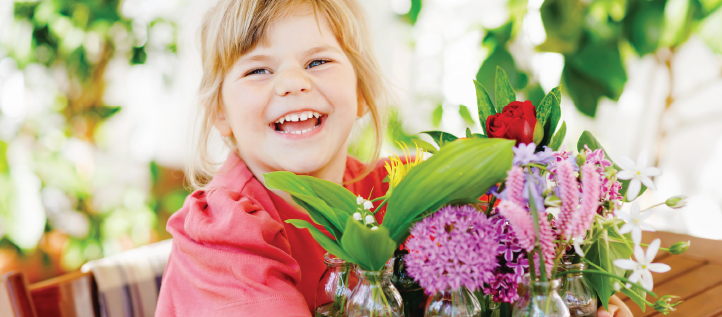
[390,249,428,317]
[511,274,570,317]
[560,263,596,317]
[424,287,482,317]
[345,266,405,317]
[315,253,359,317]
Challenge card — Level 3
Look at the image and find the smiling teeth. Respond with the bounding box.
[277,125,318,134]
[275,111,322,124]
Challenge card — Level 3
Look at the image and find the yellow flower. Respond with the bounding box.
[384,142,426,190]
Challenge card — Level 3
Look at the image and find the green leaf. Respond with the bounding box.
[474,79,495,134]
[402,0,423,25]
[291,195,343,240]
[420,131,458,148]
[264,171,317,197]
[576,131,647,200]
[341,219,396,271]
[623,0,666,56]
[459,105,475,125]
[466,128,473,139]
[549,121,567,151]
[298,175,357,214]
[622,283,648,312]
[583,227,633,310]
[535,86,561,147]
[495,66,516,113]
[432,104,443,127]
[384,138,514,244]
[538,0,585,54]
[472,133,488,139]
[286,219,355,263]
[411,139,438,154]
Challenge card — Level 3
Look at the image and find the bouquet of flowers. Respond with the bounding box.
[265,67,687,317]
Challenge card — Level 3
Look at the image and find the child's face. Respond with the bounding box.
[217,9,361,176]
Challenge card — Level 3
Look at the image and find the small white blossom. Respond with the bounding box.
[613,239,671,291]
[370,226,379,231]
[572,236,585,257]
[363,200,373,210]
[357,196,364,205]
[365,215,375,225]
[616,202,655,245]
[613,281,622,292]
[616,150,661,201]
[353,212,363,221]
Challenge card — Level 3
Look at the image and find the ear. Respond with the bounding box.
[214,108,233,137]
[357,93,369,117]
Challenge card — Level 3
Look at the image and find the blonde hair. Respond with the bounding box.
[188,0,389,189]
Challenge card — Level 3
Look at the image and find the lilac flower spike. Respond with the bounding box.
[405,205,500,294]
[512,143,556,166]
[504,166,526,207]
[556,160,579,237]
[569,163,601,238]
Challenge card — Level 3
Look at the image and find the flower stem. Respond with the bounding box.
[641,202,665,212]
[373,199,388,215]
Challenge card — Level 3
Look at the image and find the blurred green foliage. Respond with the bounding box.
[0,0,184,280]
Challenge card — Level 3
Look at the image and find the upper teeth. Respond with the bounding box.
[275,111,321,124]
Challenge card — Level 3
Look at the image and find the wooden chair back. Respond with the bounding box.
[28,271,98,317]
[0,271,38,317]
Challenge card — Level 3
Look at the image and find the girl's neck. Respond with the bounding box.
[242,147,349,214]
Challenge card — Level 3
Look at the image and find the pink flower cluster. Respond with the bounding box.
[483,216,528,303]
[583,146,623,212]
[405,205,501,294]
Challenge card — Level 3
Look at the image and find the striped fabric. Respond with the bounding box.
[81,239,172,317]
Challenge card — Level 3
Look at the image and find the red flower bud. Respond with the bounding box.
[485,100,537,145]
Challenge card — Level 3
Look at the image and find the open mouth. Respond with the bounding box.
[271,110,326,135]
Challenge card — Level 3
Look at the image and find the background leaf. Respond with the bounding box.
[536,86,562,148]
[459,105,476,125]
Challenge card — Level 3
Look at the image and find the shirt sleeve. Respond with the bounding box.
[156,188,311,317]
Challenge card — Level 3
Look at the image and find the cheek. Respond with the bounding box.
[320,66,359,120]
[221,82,269,132]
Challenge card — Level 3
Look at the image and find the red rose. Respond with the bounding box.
[485,100,537,145]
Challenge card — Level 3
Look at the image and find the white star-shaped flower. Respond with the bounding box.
[616,202,655,244]
[613,239,670,291]
[616,150,661,201]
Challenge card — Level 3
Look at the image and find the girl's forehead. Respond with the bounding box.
[257,9,339,52]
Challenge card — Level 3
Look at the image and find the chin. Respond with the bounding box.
[276,152,335,175]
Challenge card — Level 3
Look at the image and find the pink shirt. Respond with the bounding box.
[156,154,389,316]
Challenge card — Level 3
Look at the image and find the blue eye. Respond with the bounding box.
[246,68,271,76]
[307,59,330,68]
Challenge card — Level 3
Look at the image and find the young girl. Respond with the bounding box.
[155,0,391,316]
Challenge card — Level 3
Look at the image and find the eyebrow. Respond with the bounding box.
[236,45,342,67]
[302,45,342,57]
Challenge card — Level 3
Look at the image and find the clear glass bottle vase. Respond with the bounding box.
[315,253,359,317]
[345,266,405,317]
[560,263,596,317]
[512,274,570,317]
[424,286,482,317]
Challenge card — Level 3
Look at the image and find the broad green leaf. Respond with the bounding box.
[538,0,584,54]
[265,171,317,197]
[459,105,475,125]
[583,225,633,310]
[472,133,488,139]
[411,139,438,154]
[286,219,356,263]
[495,66,516,113]
[291,196,342,240]
[549,121,567,151]
[298,175,357,214]
[622,282,648,312]
[341,219,396,271]
[624,0,666,56]
[660,0,692,47]
[420,131,459,148]
[474,79,495,134]
[384,138,514,244]
[576,131,647,200]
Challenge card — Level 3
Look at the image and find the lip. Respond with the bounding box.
[272,113,327,140]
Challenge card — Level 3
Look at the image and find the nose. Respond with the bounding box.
[273,68,312,96]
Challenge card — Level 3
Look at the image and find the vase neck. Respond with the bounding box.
[562,262,585,277]
[523,277,561,294]
[323,252,353,268]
